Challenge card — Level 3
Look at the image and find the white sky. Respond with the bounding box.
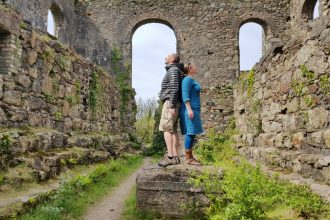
[47,10,55,36]
[132,23,176,101]
[314,0,320,19]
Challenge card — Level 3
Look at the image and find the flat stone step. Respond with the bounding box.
[249,159,330,202]
[136,163,222,219]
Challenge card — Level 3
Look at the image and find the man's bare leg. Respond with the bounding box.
[164,131,173,157]
[172,133,179,157]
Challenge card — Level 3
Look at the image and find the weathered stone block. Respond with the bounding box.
[258,133,275,148]
[292,132,305,149]
[27,97,47,111]
[137,164,221,219]
[17,74,32,89]
[307,107,328,131]
[41,77,53,94]
[286,98,299,113]
[28,68,38,79]
[27,50,38,65]
[0,107,6,123]
[306,131,324,148]
[0,75,3,99]
[324,130,330,149]
[31,80,41,93]
[282,114,303,131]
[3,90,22,106]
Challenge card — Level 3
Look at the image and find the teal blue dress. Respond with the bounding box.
[180,76,204,135]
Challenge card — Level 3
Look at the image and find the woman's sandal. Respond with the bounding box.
[187,158,202,166]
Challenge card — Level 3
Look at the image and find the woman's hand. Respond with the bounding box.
[188,109,194,120]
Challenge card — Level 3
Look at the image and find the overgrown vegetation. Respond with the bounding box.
[142,101,166,156]
[320,74,330,94]
[0,134,11,155]
[191,122,330,220]
[239,69,255,97]
[134,97,158,144]
[0,134,12,169]
[89,70,99,114]
[19,154,143,220]
[111,44,136,124]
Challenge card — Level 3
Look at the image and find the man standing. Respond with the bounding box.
[158,53,183,167]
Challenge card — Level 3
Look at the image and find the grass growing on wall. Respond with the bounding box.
[19,154,143,220]
[192,123,330,220]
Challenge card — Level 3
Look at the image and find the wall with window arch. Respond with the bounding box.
[290,0,330,41]
[234,0,330,184]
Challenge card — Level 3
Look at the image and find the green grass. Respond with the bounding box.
[193,126,330,220]
[122,187,156,220]
[19,154,143,220]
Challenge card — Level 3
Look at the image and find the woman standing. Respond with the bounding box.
[180,63,204,166]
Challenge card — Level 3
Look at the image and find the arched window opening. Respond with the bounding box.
[47,10,56,36]
[239,22,264,71]
[47,4,63,37]
[313,0,320,19]
[132,23,177,101]
[302,0,320,20]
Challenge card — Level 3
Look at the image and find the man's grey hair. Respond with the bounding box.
[169,53,180,63]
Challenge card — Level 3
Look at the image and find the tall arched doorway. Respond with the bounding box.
[132,23,177,101]
[239,22,264,71]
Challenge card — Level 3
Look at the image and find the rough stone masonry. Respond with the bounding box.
[4,0,291,131]
[0,0,330,204]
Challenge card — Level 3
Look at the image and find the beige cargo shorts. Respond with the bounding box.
[159,100,180,133]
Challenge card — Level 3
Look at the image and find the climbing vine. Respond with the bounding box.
[89,71,99,115]
[320,75,329,94]
[111,44,136,124]
[239,69,255,97]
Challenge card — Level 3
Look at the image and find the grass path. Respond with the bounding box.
[19,155,146,220]
[83,158,150,220]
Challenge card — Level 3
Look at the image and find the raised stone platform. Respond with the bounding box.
[136,164,222,219]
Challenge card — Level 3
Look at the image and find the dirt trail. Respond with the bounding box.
[84,158,150,220]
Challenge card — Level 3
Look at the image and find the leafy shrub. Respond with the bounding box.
[194,128,237,165]
[0,134,11,155]
[143,101,166,156]
[190,120,329,219]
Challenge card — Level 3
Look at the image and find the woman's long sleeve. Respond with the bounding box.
[182,77,193,103]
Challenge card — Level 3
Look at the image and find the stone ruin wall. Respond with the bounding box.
[2,0,292,131]
[0,3,136,187]
[0,7,131,133]
[2,0,330,187]
[79,0,291,131]
[234,0,330,184]
[3,0,116,71]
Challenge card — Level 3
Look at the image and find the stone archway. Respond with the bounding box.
[124,13,184,85]
[302,0,320,20]
[235,15,273,75]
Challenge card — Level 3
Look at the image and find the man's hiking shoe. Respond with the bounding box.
[158,157,176,167]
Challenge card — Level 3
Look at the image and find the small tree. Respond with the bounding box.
[135,97,158,143]
[143,101,166,156]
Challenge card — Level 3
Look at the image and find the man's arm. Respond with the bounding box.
[168,67,180,108]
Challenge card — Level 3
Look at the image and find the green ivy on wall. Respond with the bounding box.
[111,44,136,124]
